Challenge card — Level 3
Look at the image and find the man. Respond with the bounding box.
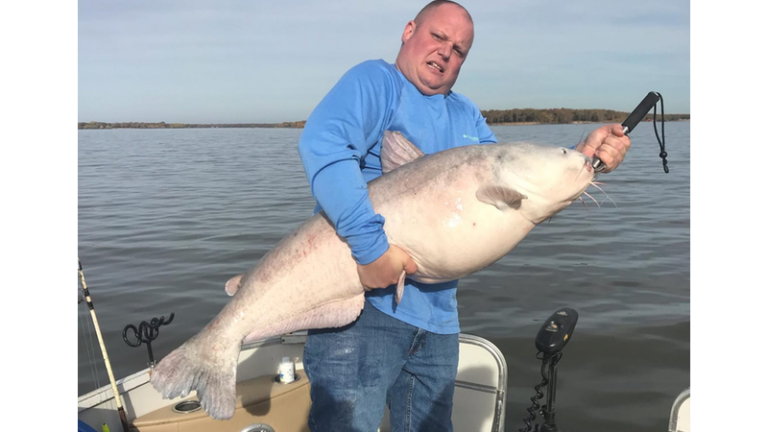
[297,1,630,431]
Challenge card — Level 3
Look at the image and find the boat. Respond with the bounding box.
[77,306,690,431]
[78,330,508,432]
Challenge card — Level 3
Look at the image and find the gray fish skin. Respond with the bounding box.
[150,131,595,420]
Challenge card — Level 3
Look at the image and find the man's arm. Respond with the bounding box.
[298,62,396,264]
[297,61,417,287]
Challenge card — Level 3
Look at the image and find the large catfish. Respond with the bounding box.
[150,131,596,419]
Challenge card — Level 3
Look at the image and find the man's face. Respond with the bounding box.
[395,4,474,96]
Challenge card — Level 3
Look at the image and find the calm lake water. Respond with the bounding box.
[78,122,690,431]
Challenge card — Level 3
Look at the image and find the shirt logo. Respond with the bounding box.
[463,134,479,143]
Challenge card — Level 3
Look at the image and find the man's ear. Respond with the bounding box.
[402,20,416,43]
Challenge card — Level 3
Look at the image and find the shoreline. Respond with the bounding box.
[78,118,689,130]
[489,119,689,126]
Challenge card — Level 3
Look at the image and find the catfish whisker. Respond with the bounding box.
[575,131,586,149]
[582,191,600,208]
[589,181,617,208]
[579,196,590,213]
[576,163,586,180]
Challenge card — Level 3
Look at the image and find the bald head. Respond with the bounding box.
[414,1,473,26]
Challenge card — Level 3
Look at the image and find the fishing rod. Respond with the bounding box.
[78,259,130,432]
[592,91,669,174]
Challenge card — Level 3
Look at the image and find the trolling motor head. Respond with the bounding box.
[520,308,579,432]
[535,308,579,356]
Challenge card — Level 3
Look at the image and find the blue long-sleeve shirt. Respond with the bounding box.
[298,59,497,333]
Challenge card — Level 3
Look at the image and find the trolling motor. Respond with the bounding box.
[122,312,175,369]
[519,308,579,432]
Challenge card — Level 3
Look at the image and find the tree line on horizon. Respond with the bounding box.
[79,109,688,130]
[480,108,689,124]
[78,120,307,130]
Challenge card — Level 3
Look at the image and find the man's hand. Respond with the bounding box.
[575,124,631,173]
[357,245,418,290]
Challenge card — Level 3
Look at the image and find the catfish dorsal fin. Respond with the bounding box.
[381,131,425,173]
[224,274,245,296]
[476,185,528,210]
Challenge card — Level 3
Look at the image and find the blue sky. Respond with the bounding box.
[79,0,690,123]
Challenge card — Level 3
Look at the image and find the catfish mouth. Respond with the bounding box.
[580,161,597,191]
[584,161,594,174]
[581,158,597,181]
[574,160,614,210]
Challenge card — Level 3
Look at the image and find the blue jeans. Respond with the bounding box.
[303,298,460,432]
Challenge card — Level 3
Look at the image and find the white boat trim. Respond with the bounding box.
[668,387,690,432]
[455,333,508,432]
